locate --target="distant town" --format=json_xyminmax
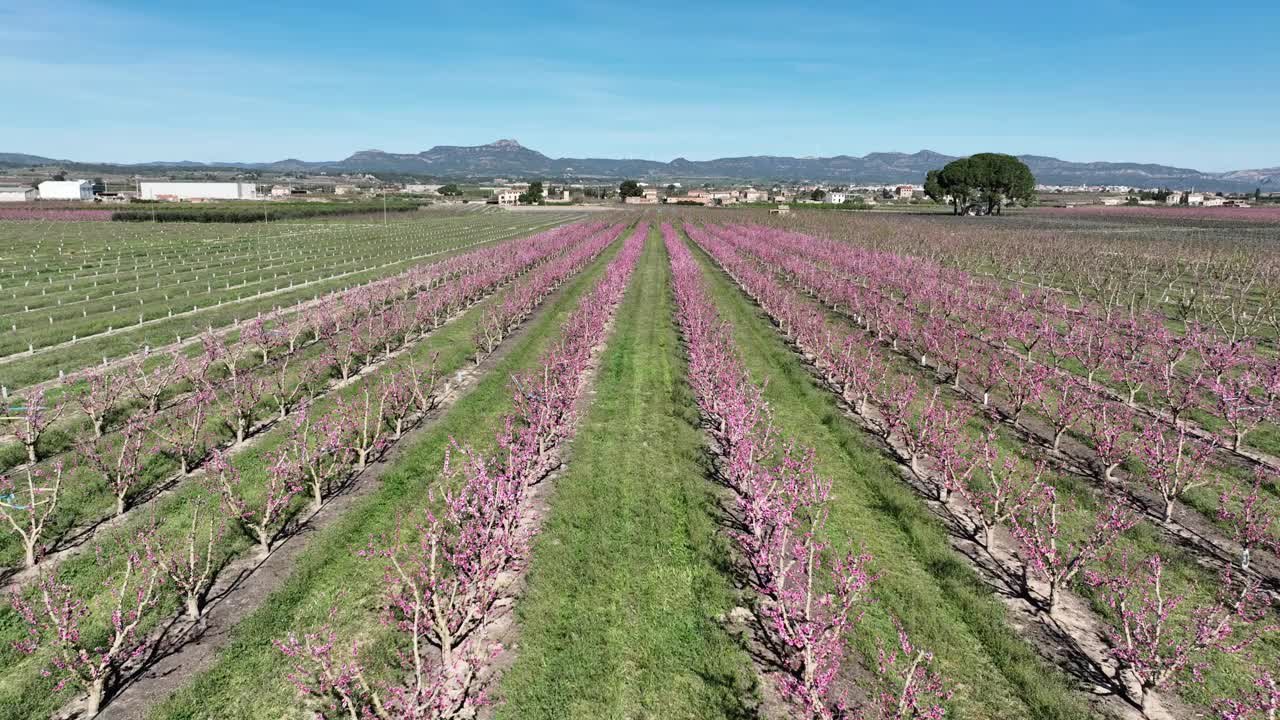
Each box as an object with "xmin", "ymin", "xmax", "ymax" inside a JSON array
[{"xmin": 0, "ymin": 176, "xmax": 1272, "ymax": 211}]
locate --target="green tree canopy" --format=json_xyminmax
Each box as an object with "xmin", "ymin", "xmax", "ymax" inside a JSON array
[
  {"xmin": 618, "ymin": 179, "xmax": 643, "ymax": 198},
  {"xmin": 518, "ymin": 181, "xmax": 544, "ymax": 205},
  {"xmin": 925, "ymin": 153, "xmax": 1036, "ymax": 215},
  {"xmin": 438, "ymin": 183, "xmax": 462, "ymax": 196},
  {"xmin": 810, "ymin": 188, "xmax": 826, "ymax": 201}
]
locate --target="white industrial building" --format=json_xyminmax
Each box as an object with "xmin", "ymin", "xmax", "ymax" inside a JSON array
[
  {"xmin": 139, "ymin": 182, "xmax": 259, "ymax": 201},
  {"xmin": 0, "ymin": 186, "xmax": 37, "ymax": 202},
  {"xmin": 37, "ymin": 180, "xmax": 94, "ymax": 200}
]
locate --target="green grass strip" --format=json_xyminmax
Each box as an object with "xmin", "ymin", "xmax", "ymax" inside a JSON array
[{"xmin": 494, "ymin": 228, "xmax": 757, "ymax": 720}]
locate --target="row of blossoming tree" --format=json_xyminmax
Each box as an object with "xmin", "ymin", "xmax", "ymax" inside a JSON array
[
  {"xmin": 1, "ymin": 222, "xmax": 626, "ymax": 716},
  {"xmin": 272, "ymin": 224, "xmax": 645, "ymax": 718},
  {"xmin": 685, "ymin": 221, "xmax": 1278, "ymax": 717},
  {"xmin": 0, "ymin": 222, "xmax": 620, "ymax": 574},
  {"xmin": 665, "ymin": 223, "xmax": 952, "ymax": 719},
  {"xmin": 707, "ymin": 221, "xmax": 1280, "ymax": 467},
  {"xmin": 697, "ymin": 222, "xmax": 1279, "ymax": 571}
]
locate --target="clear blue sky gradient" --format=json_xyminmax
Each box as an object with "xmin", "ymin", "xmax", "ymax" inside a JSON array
[{"xmin": 2, "ymin": 0, "xmax": 1276, "ymax": 170}]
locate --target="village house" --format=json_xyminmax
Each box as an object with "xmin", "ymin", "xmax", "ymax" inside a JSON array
[
  {"xmin": 624, "ymin": 188, "xmax": 659, "ymax": 204},
  {"xmin": 491, "ymin": 189, "xmax": 520, "ymax": 206}
]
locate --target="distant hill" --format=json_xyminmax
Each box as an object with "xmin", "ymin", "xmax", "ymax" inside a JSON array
[{"xmin": 2, "ymin": 140, "xmax": 1275, "ymax": 191}]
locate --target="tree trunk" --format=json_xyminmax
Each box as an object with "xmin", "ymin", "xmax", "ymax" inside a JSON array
[
  {"xmin": 256, "ymin": 528, "xmax": 272, "ymax": 558},
  {"xmin": 87, "ymin": 676, "xmax": 106, "ymax": 716},
  {"xmin": 186, "ymin": 593, "xmax": 202, "ymax": 620}
]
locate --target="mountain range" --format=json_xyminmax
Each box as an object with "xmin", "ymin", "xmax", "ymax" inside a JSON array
[{"xmin": 2, "ymin": 141, "xmax": 1275, "ymax": 191}]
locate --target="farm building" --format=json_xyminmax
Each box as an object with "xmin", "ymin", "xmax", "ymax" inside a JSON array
[
  {"xmin": 827, "ymin": 192, "xmax": 847, "ymax": 204},
  {"xmin": 0, "ymin": 186, "xmax": 37, "ymax": 202},
  {"xmin": 37, "ymin": 180, "xmax": 94, "ymax": 200},
  {"xmin": 624, "ymin": 189, "xmax": 659, "ymax": 205},
  {"xmin": 491, "ymin": 189, "xmax": 520, "ymax": 206},
  {"xmin": 139, "ymin": 182, "xmax": 259, "ymax": 201}
]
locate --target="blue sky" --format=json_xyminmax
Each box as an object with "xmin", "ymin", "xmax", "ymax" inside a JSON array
[{"xmin": 2, "ymin": 1, "xmax": 1277, "ymax": 170}]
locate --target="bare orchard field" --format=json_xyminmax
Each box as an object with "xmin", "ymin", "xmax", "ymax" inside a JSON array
[{"xmin": 0, "ymin": 210, "xmax": 587, "ymax": 390}]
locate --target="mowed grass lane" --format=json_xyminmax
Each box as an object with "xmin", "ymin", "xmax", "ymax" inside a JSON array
[
  {"xmin": 495, "ymin": 229, "xmax": 756, "ymax": 720},
  {"xmin": 685, "ymin": 236, "xmax": 1094, "ymax": 720},
  {"xmin": 144, "ymin": 236, "xmax": 628, "ymax": 720}
]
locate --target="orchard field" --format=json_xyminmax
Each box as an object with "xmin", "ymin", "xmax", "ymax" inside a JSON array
[{"xmin": 1, "ymin": 207, "xmax": 1278, "ymax": 720}]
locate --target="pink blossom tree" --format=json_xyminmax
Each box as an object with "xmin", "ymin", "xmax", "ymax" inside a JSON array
[
  {"xmin": 275, "ymin": 618, "xmax": 383, "ymax": 720},
  {"xmin": 1037, "ymin": 378, "xmax": 1087, "ymax": 452},
  {"xmin": 281, "ymin": 409, "xmax": 353, "ymax": 512},
  {"xmin": 0, "ymin": 462, "xmax": 65, "ymax": 567},
  {"xmin": 77, "ymin": 416, "xmax": 147, "ymax": 516},
  {"xmin": 127, "ymin": 352, "xmax": 183, "ymax": 416},
  {"xmin": 1086, "ymin": 555, "xmax": 1274, "ymax": 713},
  {"xmin": 1135, "ymin": 425, "xmax": 1215, "ymax": 523},
  {"xmin": 8, "ymin": 388, "xmax": 64, "ymax": 465},
  {"xmin": 152, "ymin": 388, "xmax": 214, "ymax": 474},
  {"xmin": 158, "ymin": 500, "xmax": 224, "ymax": 620},
  {"xmin": 1210, "ymin": 370, "xmax": 1268, "ymax": 452},
  {"xmin": 219, "ymin": 371, "xmax": 266, "ymax": 444},
  {"xmin": 335, "ymin": 386, "xmax": 389, "ymax": 470},
  {"xmin": 1218, "ymin": 471, "xmax": 1279, "ymax": 571},
  {"xmin": 1084, "ymin": 400, "xmax": 1135, "ymax": 485},
  {"xmin": 9, "ymin": 529, "xmax": 169, "ymax": 714},
  {"xmin": 1010, "ymin": 487, "xmax": 1137, "ymax": 615},
  {"xmin": 1000, "ymin": 360, "xmax": 1048, "ymax": 427},
  {"xmin": 68, "ymin": 367, "xmax": 125, "ymax": 438},
  {"xmin": 205, "ymin": 449, "xmax": 299, "ymax": 557},
  {"xmin": 866, "ymin": 618, "xmax": 953, "ymax": 720},
  {"xmin": 954, "ymin": 434, "xmax": 1037, "ymax": 549}
]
